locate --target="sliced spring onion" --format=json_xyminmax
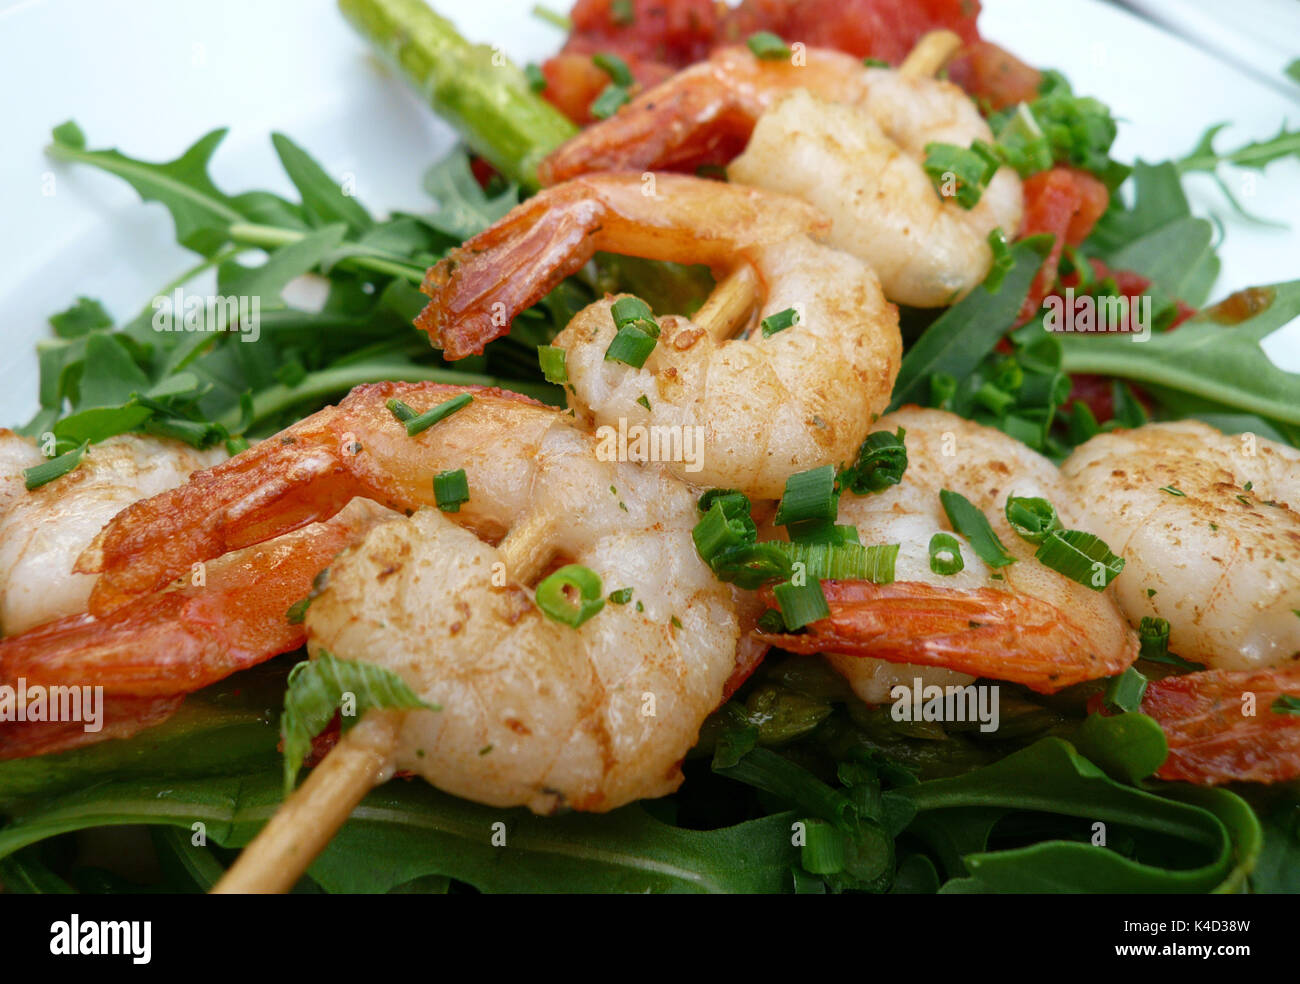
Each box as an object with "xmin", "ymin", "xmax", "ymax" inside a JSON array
[
  {"xmin": 535, "ymin": 564, "xmax": 605, "ymax": 628},
  {"xmin": 285, "ymin": 597, "xmax": 311, "ymax": 625},
  {"xmin": 23, "ymin": 440, "xmax": 89, "ymax": 490},
  {"xmin": 774, "ymin": 465, "xmax": 839, "ymax": 528},
  {"xmin": 608, "ymin": 587, "xmax": 634, "ymax": 605},
  {"xmin": 604, "ymin": 324, "xmax": 657, "ymax": 367},
  {"xmin": 939, "ymin": 490, "xmax": 1015, "ymax": 568},
  {"xmin": 400, "ymin": 393, "xmax": 473, "ymax": 437},
  {"xmin": 1103, "ymin": 666, "xmax": 1148, "ymax": 713},
  {"xmin": 862, "ymin": 57, "xmax": 889, "ymax": 68},
  {"xmin": 592, "ymin": 52, "xmax": 634, "ymax": 87},
  {"xmin": 433, "ymin": 469, "xmax": 470, "ymax": 512},
  {"xmin": 610, "ymin": 0, "xmax": 635, "ymax": 24},
  {"xmin": 590, "ymin": 83, "xmax": 630, "ymax": 119},
  {"xmin": 1158, "ymin": 485, "xmax": 1185, "ymax": 497},
  {"xmin": 711, "ymin": 543, "xmax": 793, "ymax": 590},
  {"xmin": 839, "ymin": 427, "xmax": 907, "ymax": 496},
  {"xmin": 777, "ymin": 541, "xmax": 898, "ymax": 583},
  {"xmin": 756, "ymin": 608, "xmax": 787, "ymax": 633},
  {"xmin": 746, "ymin": 30, "xmax": 790, "ymax": 59},
  {"xmin": 773, "ymin": 579, "xmax": 830, "ymax": 630},
  {"xmin": 610, "ymin": 295, "xmax": 659, "ymax": 337},
  {"xmin": 693, "ymin": 498, "xmax": 755, "ymax": 560},
  {"xmin": 636, "ymin": 394, "xmax": 651, "ymax": 410},
  {"xmin": 1035, "ymin": 528, "xmax": 1124, "ymax": 590},
  {"xmin": 760, "ymin": 307, "xmax": 800, "ymax": 338},
  {"xmin": 928, "ymin": 533, "xmax": 964, "ymax": 575},
  {"xmin": 538, "ymin": 345, "xmax": 568, "ymax": 384},
  {"xmin": 800, "ymin": 819, "xmax": 846, "ymax": 875},
  {"xmin": 1004, "ymin": 496, "xmax": 1061, "ymax": 544}
]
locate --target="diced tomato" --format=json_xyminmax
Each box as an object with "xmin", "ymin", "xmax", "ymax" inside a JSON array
[
  {"xmin": 945, "ymin": 39, "xmax": 1041, "ymax": 110},
  {"xmin": 719, "ymin": 0, "xmax": 981, "ymax": 63},
  {"xmin": 1016, "ymin": 166, "xmax": 1109, "ymax": 323},
  {"xmin": 567, "ymin": 0, "xmax": 722, "ymax": 65}
]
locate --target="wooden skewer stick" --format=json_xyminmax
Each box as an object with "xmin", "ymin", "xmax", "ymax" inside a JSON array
[
  {"xmin": 212, "ymin": 521, "xmax": 553, "ymax": 894},
  {"xmin": 693, "ymin": 263, "xmax": 760, "ymax": 341},
  {"xmin": 899, "ymin": 29, "xmax": 963, "ymax": 79}
]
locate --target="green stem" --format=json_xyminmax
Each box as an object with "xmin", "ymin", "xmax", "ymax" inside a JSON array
[
  {"xmin": 218, "ymin": 362, "xmax": 560, "ymax": 432},
  {"xmin": 228, "ymin": 222, "xmax": 427, "ymax": 283},
  {"xmin": 338, "ymin": 0, "xmax": 578, "ymax": 190}
]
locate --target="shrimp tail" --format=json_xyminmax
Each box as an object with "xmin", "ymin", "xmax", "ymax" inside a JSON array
[
  {"xmin": 3, "ymin": 506, "xmax": 376, "ymax": 697},
  {"xmin": 1141, "ymin": 666, "xmax": 1300, "ymax": 785},
  {"xmin": 757, "ymin": 579, "xmax": 1137, "ymax": 694},
  {"xmin": 416, "ymin": 172, "xmax": 828, "ymax": 360},
  {"xmin": 78, "ymin": 382, "xmax": 538, "ymax": 616},
  {"xmin": 0, "ymin": 695, "xmax": 183, "ymax": 761}
]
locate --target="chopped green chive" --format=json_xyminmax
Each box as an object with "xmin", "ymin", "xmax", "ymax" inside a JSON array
[
  {"xmin": 590, "ymin": 84, "xmax": 631, "ymax": 119},
  {"xmin": 535, "ymin": 564, "xmax": 605, "ymax": 628},
  {"xmin": 611, "ymin": 0, "xmax": 635, "ymax": 24},
  {"xmin": 389, "ymin": 393, "xmax": 473, "ymax": 437},
  {"xmin": 286, "ymin": 597, "xmax": 311, "ymax": 625},
  {"xmin": 23, "ymin": 441, "xmax": 89, "ymax": 490},
  {"xmin": 760, "ymin": 307, "xmax": 800, "ymax": 337},
  {"xmin": 592, "ymin": 52, "xmax": 634, "ymax": 87},
  {"xmin": 1271, "ymin": 695, "xmax": 1300, "ymax": 716},
  {"xmin": 939, "ymin": 490, "xmax": 1015, "ymax": 568},
  {"xmin": 636, "ymin": 394, "xmax": 651, "ymax": 410},
  {"xmin": 746, "ymin": 31, "xmax": 791, "ymax": 60},
  {"xmin": 840, "ymin": 427, "xmax": 907, "ymax": 496},
  {"xmin": 671, "ymin": 615, "xmax": 683, "ymax": 629},
  {"xmin": 1004, "ymin": 496, "xmax": 1061, "ymax": 544},
  {"xmin": 1137, "ymin": 617, "xmax": 1205, "ymax": 671},
  {"xmin": 985, "ymin": 227, "xmax": 1013, "ymax": 293},
  {"xmin": 538, "ymin": 345, "xmax": 568, "ymax": 383},
  {"xmin": 609, "ymin": 587, "xmax": 634, "ymax": 605},
  {"xmin": 433, "ymin": 469, "xmax": 470, "ymax": 512},
  {"xmin": 923, "ymin": 140, "xmax": 1001, "ymax": 209},
  {"xmin": 800, "ymin": 819, "xmax": 846, "ymax": 875},
  {"xmin": 1035, "ymin": 529, "xmax": 1124, "ymax": 590},
  {"xmin": 611, "ymin": 295, "xmax": 659, "ymax": 336},
  {"xmin": 773, "ymin": 579, "xmax": 830, "ymax": 630},
  {"xmin": 524, "ymin": 63, "xmax": 547, "ymax": 92},
  {"xmin": 1103, "ymin": 666, "xmax": 1148, "ymax": 713},
  {"xmin": 928, "ymin": 533, "xmax": 965, "ymax": 575},
  {"xmin": 604, "ymin": 324, "xmax": 657, "ymax": 366},
  {"xmin": 1158, "ymin": 485, "xmax": 1185, "ymax": 496},
  {"xmin": 862, "ymin": 57, "xmax": 889, "ymax": 68},
  {"xmin": 531, "ymin": 4, "xmax": 571, "ymax": 31}
]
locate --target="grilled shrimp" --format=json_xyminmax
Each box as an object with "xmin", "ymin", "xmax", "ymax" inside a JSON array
[
  {"xmin": 78, "ymin": 384, "xmax": 556, "ymax": 615},
  {"xmin": 305, "ymin": 420, "xmax": 738, "ymax": 814},
  {"xmin": 76, "ymin": 381, "xmax": 738, "ymax": 812},
  {"xmin": 760, "ymin": 407, "xmax": 1138, "ymax": 696},
  {"xmin": 0, "ymin": 431, "xmax": 223, "ymax": 636},
  {"xmin": 1062, "ymin": 421, "xmax": 1300, "ymax": 670},
  {"xmin": 539, "ymin": 46, "xmax": 1023, "ymax": 306},
  {"xmin": 1062, "ymin": 421, "xmax": 1300, "ymax": 786},
  {"xmin": 420, "ymin": 172, "xmax": 901, "ymax": 500}
]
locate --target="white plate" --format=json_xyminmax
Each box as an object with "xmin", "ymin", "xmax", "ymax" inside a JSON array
[{"xmin": 1, "ymin": 0, "xmax": 1297, "ymax": 425}]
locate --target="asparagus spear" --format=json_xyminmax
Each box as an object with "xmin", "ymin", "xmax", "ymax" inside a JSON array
[{"xmin": 338, "ymin": 0, "xmax": 577, "ymax": 190}]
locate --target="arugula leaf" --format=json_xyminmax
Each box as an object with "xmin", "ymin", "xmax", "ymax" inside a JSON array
[
  {"xmin": 889, "ymin": 237, "xmax": 1051, "ymax": 410},
  {"xmin": 46, "ymin": 124, "xmax": 305, "ymax": 256},
  {"xmin": 1057, "ymin": 280, "xmax": 1300, "ymax": 427},
  {"xmin": 421, "ymin": 151, "xmax": 520, "ymax": 240},
  {"xmin": 1108, "ymin": 216, "xmax": 1219, "ymax": 307},
  {"xmin": 281, "ymin": 651, "xmax": 435, "ymax": 794},
  {"xmin": 271, "ymin": 132, "xmax": 373, "ymax": 236},
  {"xmin": 1177, "ymin": 122, "xmax": 1300, "ymax": 175}
]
